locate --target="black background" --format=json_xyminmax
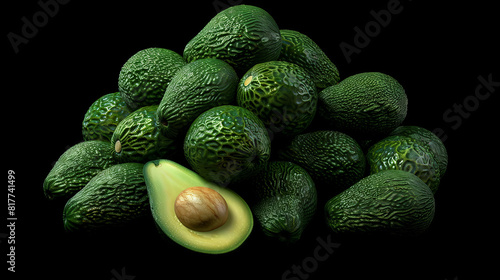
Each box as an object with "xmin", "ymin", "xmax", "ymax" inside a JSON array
[{"xmin": 3, "ymin": 0, "xmax": 498, "ymax": 279}]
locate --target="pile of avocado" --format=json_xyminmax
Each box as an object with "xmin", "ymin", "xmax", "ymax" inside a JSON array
[{"xmin": 43, "ymin": 5, "xmax": 447, "ymax": 254}]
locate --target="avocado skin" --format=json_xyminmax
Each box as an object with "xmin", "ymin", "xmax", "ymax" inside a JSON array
[
  {"xmin": 367, "ymin": 135, "xmax": 441, "ymax": 193},
  {"xmin": 318, "ymin": 72, "xmax": 407, "ymax": 139},
  {"xmin": 325, "ymin": 170, "xmax": 435, "ymax": 236},
  {"xmin": 277, "ymin": 130, "xmax": 365, "ymax": 197},
  {"xmin": 250, "ymin": 161, "xmax": 317, "ymax": 243},
  {"xmin": 157, "ymin": 58, "xmax": 238, "ymax": 139},
  {"xmin": 63, "ymin": 163, "xmax": 147, "ymax": 232},
  {"xmin": 43, "ymin": 140, "xmax": 117, "ymax": 200},
  {"xmin": 118, "ymin": 48, "xmax": 186, "ymax": 110},
  {"xmin": 279, "ymin": 29, "xmax": 340, "ymax": 89},
  {"xmin": 111, "ymin": 105, "xmax": 176, "ymax": 163},
  {"xmin": 184, "ymin": 105, "xmax": 271, "ymax": 186},
  {"xmin": 183, "ymin": 5, "xmax": 281, "ymax": 74},
  {"xmin": 389, "ymin": 126, "xmax": 448, "ymax": 176},
  {"xmin": 82, "ymin": 92, "xmax": 132, "ymax": 142},
  {"xmin": 237, "ymin": 61, "xmax": 317, "ymax": 137}
]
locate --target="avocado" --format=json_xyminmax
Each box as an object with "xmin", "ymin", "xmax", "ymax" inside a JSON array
[
  {"xmin": 118, "ymin": 48, "xmax": 186, "ymax": 110},
  {"xmin": 237, "ymin": 61, "xmax": 318, "ymax": 137},
  {"xmin": 82, "ymin": 92, "xmax": 132, "ymax": 142},
  {"xmin": 111, "ymin": 105, "xmax": 176, "ymax": 163},
  {"xmin": 183, "ymin": 5, "xmax": 282, "ymax": 74},
  {"xmin": 366, "ymin": 135, "xmax": 441, "ymax": 193},
  {"xmin": 277, "ymin": 130, "xmax": 365, "ymax": 197},
  {"xmin": 318, "ymin": 72, "xmax": 408, "ymax": 139},
  {"xmin": 143, "ymin": 159, "xmax": 253, "ymax": 254},
  {"xmin": 248, "ymin": 161, "xmax": 317, "ymax": 243},
  {"xmin": 325, "ymin": 170, "xmax": 435, "ymax": 236},
  {"xmin": 43, "ymin": 140, "xmax": 117, "ymax": 200},
  {"xmin": 63, "ymin": 163, "xmax": 148, "ymax": 232},
  {"xmin": 279, "ymin": 29, "xmax": 340, "ymax": 89},
  {"xmin": 157, "ymin": 58, "xmax": 238, "ymax": 139},
  {"xmin": 184, "ymin": 105, "xmax": 271, "ymax": 186},
  {"xmin": 389, "ymin": 126, "xmax": 448, "ymax": 176}
]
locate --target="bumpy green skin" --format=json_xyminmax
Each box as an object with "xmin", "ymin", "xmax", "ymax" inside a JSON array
[
  {"xmin": 157, "ymin": 58, "xmax": 238, "ymax": 139},
  {"xmin": 82, "ymin": 92, "xmax": 132, "ymax": 142},
  {"xmin": 118, "ymin": 48, "xmax": 186, "ymax": 110},
  {"xmin": 43, "ymin": 141, "xmax": 117, "ymax": 200},
  {"xmin": 183, "ymin": 5, "xmax": 282, "ymax": 74},
  {"xmin": 279, "ymin": 29, "xmax": 340, "ymax": 89},
  {"xmin": 318, "ymin": 72, "xmax": 408, "ymax": 139},
  {"xmin": 251, "ymin": 161, "xmax": 317, "ymax": 243},
  {"xmin": 325, "ymin": 170, "xmax": 435, "ymax": 236},
  {"xmin": 63, "ymin": 163, "xmax": 147, "ymax": 232},
  {"xmin": 184, "ymin": 105, "xmax": 271, "ymax": 186},
  {"xmin": 389, "ymin": 126, "xmax": 448, "ymax": 176},
  {"xmin": 367, "ymin": 135, "xmax": 441, "ymax": 194},
  {"xmin": 237, "ymin": 61, "xmax": 317, "ymax": 136},
  {"xmin": 277, "ymin": 130, "xmax": 365, "ymax": 197},
  {"xmin": 111, "ymin": 105, "xmax": 176, "ymax": 163}
]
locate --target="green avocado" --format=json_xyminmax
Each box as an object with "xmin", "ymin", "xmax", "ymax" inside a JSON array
[
  {"xmin": 184, "ymin": 105, "xmax": 271, "ymax": 187},
  {"xmin": 63, "ymin": 163, "xmax": 148, "ymax": 232},
  {"xmin": 237, "ymin": 60, "xmax": 317, "ymax": 137},
  {"xmin": 279, "ymin": 29, "xmax": 340, "ymax": 89},
  {"xmin": 118, "ymin": 48, "xmax": 186, "ymax": 110},
  {"xmin": 277, "ymin": 130, "xmax": 365, "ymax": 197},
  {"xmin": 43, "ymin": 140, "xmax": 117, "ymax": 200},
  {"xmin": 248, "ymin": 161, "xmax": 317, "ymax": 243},
  {"xmin": 183, "ymin": 5, "xmax": 282, "ymax": 74},
  {"xmin": 389, "ymin": 126, "xmax": 448, "ymax": 176},
  {"xmin": 318, "ymin": 72, "xmax": 408, "ymax": 139},
  {"xmin": 325, "ymin": 170, "xmax": 435, "ymax": 236},
  {"xmin": 111, "ymin": 105, "xmax": 176, "ymax": 163},
  {"xmin": 366, "ymin": 135, "xmax": 441, "ymax": 193},
  {"xmin": 143, "ymin": 159, "xmax": 253, "ymax": 254},
  {"xmin": 156, "ymin": 58, "xmax": 238, "ymax": 139},
  {"xmin": 82, "ymin": 92, "xmax": 132, "ymax": 142}
]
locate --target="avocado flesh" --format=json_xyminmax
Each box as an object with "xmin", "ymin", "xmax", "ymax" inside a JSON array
[{"xmin": 143, "ymin": 159, "xmax": 253, "ymax": 254}]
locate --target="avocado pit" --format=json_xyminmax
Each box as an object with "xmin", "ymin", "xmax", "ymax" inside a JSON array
[{"xmin": 174, "ymin": 186, "xmax": 229, "ymax": 232}]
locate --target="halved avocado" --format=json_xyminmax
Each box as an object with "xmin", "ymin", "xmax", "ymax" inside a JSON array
[{"xmin": 143, "ymin": 159, "xmax": 253, "ymax": 254}]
